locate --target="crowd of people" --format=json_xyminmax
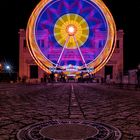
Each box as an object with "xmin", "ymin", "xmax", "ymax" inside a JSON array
[
  {"xmin": 18, "ymin": 65, "xmax": 140, "ymax": 87},
  {"xmin": 41, "ymin": 71, "xmax": 96, "ymax": 83},
  {"xmin": 42, "ymin": 71, "xmax": 67, "ymax": 83}
]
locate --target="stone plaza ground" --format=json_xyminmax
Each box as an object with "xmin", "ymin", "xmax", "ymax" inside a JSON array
[{"xmin": 0, "ymin": 83, "xmax": 140, "ymax": 140}]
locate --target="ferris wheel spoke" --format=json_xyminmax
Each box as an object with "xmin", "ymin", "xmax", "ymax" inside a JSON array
[
  {"xmin": 55, "ymin": 36, "xmax": 70, "ymax": 68},
  {"xmin": 73, "ymin": 35, "xmax": 88, "ymax": 68}
]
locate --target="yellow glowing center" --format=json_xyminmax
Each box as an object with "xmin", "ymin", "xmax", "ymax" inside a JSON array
[
  {"xmin": 54, "ymin": 14, "xmax": 89, "ymax": 49},
  {"xmin": 66, "ymin": 25, "xmax": 77, "ymax": 35}
]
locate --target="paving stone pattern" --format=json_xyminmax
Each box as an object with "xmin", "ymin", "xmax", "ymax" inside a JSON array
[{"xmin": 0, "ymin": 83, "xmax": 140, "ymax": 140}]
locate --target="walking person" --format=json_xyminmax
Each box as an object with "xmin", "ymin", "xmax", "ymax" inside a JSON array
[{"xmin": 50, "ymin": 71, "xmax": 55, "ymax": 84}]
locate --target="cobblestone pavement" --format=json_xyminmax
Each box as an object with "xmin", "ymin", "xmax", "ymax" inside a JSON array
[{"xmin": 0, "ymin": 83, "xmax": 140, "ymax": 140}]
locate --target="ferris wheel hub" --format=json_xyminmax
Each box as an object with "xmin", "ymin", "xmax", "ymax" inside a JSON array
[{"xmin": 66, "ymin": 25, "xmax": 77, "ymax": 36}]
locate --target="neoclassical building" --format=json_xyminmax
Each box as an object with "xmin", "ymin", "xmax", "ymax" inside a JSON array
[
  {"xmin": 19, "ymin": 29, "xmax": 124, "ymax": 83},
  {"xmin": 95, "ymin": 30, "xmax": 124, "ymax": 83}
]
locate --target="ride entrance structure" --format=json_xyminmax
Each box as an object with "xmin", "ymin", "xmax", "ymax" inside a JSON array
[{"xmin": 26, "ymin": 0, "xmax": 116, "ymax": 76}]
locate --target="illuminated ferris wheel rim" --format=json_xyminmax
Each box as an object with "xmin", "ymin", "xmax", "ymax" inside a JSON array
[{"xmin": 26, "ymin": 0, "xmax": 116, "ymax": 74}]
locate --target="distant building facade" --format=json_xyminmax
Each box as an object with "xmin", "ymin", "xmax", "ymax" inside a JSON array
[
  {"xmin": 95, "ymin": 30, "xmax": 124, "ymax": 83},
  {"xmin": 19, "ymin": 29, "xmax": 124, "ymax": 83}
]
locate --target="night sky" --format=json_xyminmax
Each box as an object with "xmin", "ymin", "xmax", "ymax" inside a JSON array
[{"xmin": 1, "ymin": 0, "xmax": 140, "ymax": 72}]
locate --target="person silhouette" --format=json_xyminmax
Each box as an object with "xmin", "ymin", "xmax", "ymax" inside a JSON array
[
  {"xmin": 50, "ymin": 71, "xmax": 55, "ymax": 83},
  {"xmin": 136, "ymin": 65, "xmax": 140, "ymax": 88}
]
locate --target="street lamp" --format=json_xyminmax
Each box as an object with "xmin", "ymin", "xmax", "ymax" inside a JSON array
[
  {"xmin": 6, "ymin": 65, "xmax": 10, "ymax": 70},
  {"xmin": 5, "ymin": 65, "xmax": 12, "ymax": 73}
]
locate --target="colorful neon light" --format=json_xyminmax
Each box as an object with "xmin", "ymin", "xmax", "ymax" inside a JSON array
[{"xmin": 26, "ymin": 0, "xmax": 116, "ymax": 74}]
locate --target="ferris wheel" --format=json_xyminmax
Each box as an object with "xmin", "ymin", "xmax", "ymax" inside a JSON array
[{"xmin": 26, "ymin": 0, "xmax": 116, "ymax": 74}]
